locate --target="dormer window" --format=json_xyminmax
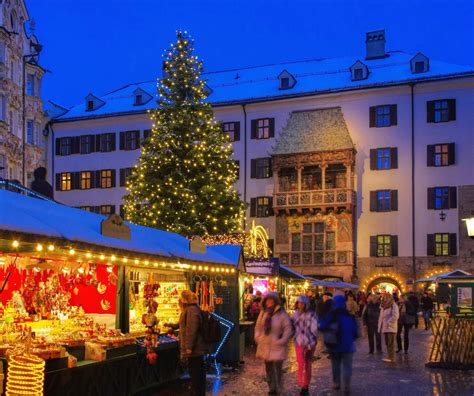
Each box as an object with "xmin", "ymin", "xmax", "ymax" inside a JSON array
[
  {"xmin": 410, "ymin": 52, "xmax": 429, "ymax": 74},
  {"xmin": 350, "ymin": 60, "xmax": 369, "ymax": 81},
  {"xmin": 278, "ymin": 70, "xmax": 296, "ymax": 90},
  {"xmin": 85, "ymin": 93, "xmax": 105, "ymax": 112},
  {"xmin": 133, "ymin": 87, "xmax": 152, "ymax": 106},
  {"xmin": 415, "ymin": 61, "xmax": 424, "ymax": 73}
]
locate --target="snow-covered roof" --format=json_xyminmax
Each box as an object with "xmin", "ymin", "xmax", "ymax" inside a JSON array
[
  {"xmin": 273, "ymin": 107, "xmax": 354, "ymax": 155},
  {"xmin": 0, "ymin": 190, "xmax": 237, "ymax": 266},
  {"xmin": 54, "ymin": 51, "xmax": 474, "ymax": 122},
  {"xmin": 415, "ymin": 269, "xmax": 472, "ymax": 283}
]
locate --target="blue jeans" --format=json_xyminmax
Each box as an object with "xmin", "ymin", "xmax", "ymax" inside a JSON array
[
  {"xmin": 329, "ymin": 352, "xmax": 353, "ymax": 390},
  {"xmin": 423, "ymin": 309, "xmax": 433, "ymax": 329}
]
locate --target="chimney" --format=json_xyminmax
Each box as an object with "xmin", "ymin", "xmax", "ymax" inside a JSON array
[{"xmin": 365, "ymin": 29, "xmax": 386, "ymax": 60}]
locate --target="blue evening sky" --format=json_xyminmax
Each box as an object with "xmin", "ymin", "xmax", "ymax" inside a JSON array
[{"xmin": 28, "ymin": 0, "xmax": 474, "ymax": 108}]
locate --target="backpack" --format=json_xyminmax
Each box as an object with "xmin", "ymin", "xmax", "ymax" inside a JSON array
[
  {"xmin": 322, "ymin": 315, "xmax": 340, "ymax": 348},
  {"xmin": 200, "ymin": 310, "xmax": 221, "ymax": 344}
]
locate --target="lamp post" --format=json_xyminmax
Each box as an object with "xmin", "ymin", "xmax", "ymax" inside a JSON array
[{"xmin": 462, "ymin": 214, "xmax": 474, "ymax": 239}]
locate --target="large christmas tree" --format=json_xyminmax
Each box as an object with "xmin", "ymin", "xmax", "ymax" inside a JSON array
[{"xmin": 123, "ymin": 31, "xmax": 246, "ymax": 236}]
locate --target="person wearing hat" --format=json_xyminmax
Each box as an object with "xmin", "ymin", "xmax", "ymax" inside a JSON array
[
  {"xmin": 179, "ymin": 290, "xmax": 209, "ymax": 396},
  {"xmin": 255, "ymin": 292, "xmax": 293, "ymax": 395},
  {"xmin": 292, "ymin": 295, "xmax": 318, "ymax": 395}
]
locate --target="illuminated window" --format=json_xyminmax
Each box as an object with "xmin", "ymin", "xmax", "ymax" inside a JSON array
[
  {"xmin": 377, "ymin": 235, "xmax": 391, "ymax": 257},
  {"xmin": 434, "ymin": 233, "xmax": 449, "ymax": 256},
  {"xmin": 100, "ymin": 170, "xmax": 113, "ymax": 189},
  {"xmin": 61, "ymin": 172, "xmax": 72, "ymax": 191},
  {"xmin": 81, "ymin": 171, "xmax": 92, "ymax": 190}
]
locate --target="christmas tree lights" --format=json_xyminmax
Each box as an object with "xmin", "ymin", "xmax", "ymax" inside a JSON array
[{"xmin": 123, "ymin": 30, "xmax": 245, "ymax": 236}]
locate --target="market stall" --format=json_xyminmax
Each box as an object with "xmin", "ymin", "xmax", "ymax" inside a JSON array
[{"xmin": 0, "ymin": 189, "xmax": 239, "ymax": 395}]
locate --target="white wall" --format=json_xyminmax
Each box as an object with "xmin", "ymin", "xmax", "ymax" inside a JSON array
[{"xmin": 52, "ymin": 77, "xmax": 474, "ymax": 261}]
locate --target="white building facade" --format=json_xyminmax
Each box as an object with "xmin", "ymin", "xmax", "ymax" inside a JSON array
[
  {"xmin": 0, "ymin": 0, "xmax": 47, "ymax": 185},
  {"xmin": 49, "ymin": 31, "xmax": 474, "ymax": 290}
]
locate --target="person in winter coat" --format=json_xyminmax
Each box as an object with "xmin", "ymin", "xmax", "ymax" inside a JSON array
[
  {"xmin": 407, "ymin": 292, "xmax": 420, "ymax": 329},
  {"xmin": 255, "ymin": 292, "xmax": 293, "ymax": 395},
  {"xmin": 249, "ymin": 293, "xmax": 262, "ymax": 321},
  {"xmin": 291, "ymin": 295, "xmax": 318, "ymax": 395},
  {"xmin": 396, "ymin": 295, "xmax": 416, "ymax": 353},
  {"xmin": 316, "ymin": 292, "xmax": 333, "ymax": 319},
  {"xmin": 346, "ymin": 294, "xmax": 358, "ymax": 316},
  {"xmin": 378, "ymin": 294, "xmax": 399, "ymax": 363},
  {"xmin": 319, "ymin": 295, "xmax": 358, "ymax": 394},
  {"xmin": 362, "ymin": 293, "xmax": 382, "ymax": 354},
  {"xmin": 421, "ymin": 292, "xmax": 434, "ymax": 330},
  {"xmin": 179, "ymin": 290, "xmax": 209, "ymax": 396}
]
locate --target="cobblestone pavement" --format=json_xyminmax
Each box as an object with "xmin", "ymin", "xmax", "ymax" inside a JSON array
[{"xmin": 156, "ymin": 327, "xmax": 473, "ymax": 396}]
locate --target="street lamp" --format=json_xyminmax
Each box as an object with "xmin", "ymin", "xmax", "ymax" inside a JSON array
[{"xmin": 463, "ymin": 214, "xmax": 474, "ymax": 239}]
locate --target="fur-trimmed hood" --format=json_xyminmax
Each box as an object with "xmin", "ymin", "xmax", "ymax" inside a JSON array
[{"xmin": 180, "ymin": 290, "xmax": 198, "ymax": 305}]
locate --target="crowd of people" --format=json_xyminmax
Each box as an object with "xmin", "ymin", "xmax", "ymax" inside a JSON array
[
  {"xmin": 252, "ymin": 289, "xmax": 436, "ymax": 396},
  {"xmin": 178, "ymin": 287, "xmax": 436, "ymax": 396}
]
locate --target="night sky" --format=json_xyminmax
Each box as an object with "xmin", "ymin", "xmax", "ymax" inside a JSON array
[{"xmin": 28, "ymin": 0, "xmax": 474, "ymax": 108}]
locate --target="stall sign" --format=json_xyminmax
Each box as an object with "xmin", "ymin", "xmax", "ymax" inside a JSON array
[
  {"xmin": 457, "ymin": 287, "xmax": 472, "ymax": 307},
  {"xmin": 245, "ymin": 258, "xmax": 279, "ymax": 276}
]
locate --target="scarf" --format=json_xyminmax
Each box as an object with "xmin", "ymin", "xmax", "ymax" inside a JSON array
[{"xmin": 264, "ymin": 306, "xmax": 278, "ymax": 335}]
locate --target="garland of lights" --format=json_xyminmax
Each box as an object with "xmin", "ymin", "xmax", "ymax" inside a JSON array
[{"xmin": 6, "ymin": 354, "xmax": 45, "ymax": 396}]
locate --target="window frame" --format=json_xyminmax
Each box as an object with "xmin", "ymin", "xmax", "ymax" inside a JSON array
[
  {"xmin": 434, "ymin": 233, "xmax": 449, "ymax": 256},
  {"xmin": 376, "ymin": 235, "xmax": 392, "ymax": 257},
  {"xmin": 255, "ymin": 157, "xmax": 272, "ymax": 179},
  {"xmin": 26, "ymin": 73, "xmax": 35, "ymax": 96},
  {"xmin": 60, "ymin": 172, "xmax": 72, "ymax": 191},
  {"xmin": 434, "ymin": 144, "xmax": 449, "ymax": 167},
  {"xmin": 60, "ymin": 137, "xmax": 72, "ymax": 156},
  {"xmin": 26, "ymin": 120, "xmax": 34, "ymax": 145},
  {"xmin": 80, "ymin": 135, "xmax": 94, "ymax": 154},
  {"xmin": 124, "ymin": 130, "xmax": 140, "ymax": 151},
  {"xmin": 256, "ymin": 197, "xmax": 270, "ymax": 217},
  {"xmin": 434, "ymin": 187, "xmax": 449, "ymax": 210},
  {"xmin": 100, "ymin": 169, "xmax": 113, "ymax": 189},
  {"xmin": 434, "ymin": 100, "xmax": 449, "ymax": 123},
  {"xmin": 100, "ymin": 133, "xmax": 115, "ymax": 152},
  {"xmin": 222, "ymin": 122, "xmax": 238, "ymax": 142},
  {"xmin": 354, "ymin": 68, "xmax": 363, "ymax": 80},
  {"xmin": 376, "ymin": 190, "xmax": 392, "ymax": 212},
  {"xmin": 376, "ymin": 148, "xmax": 391, "ymax": 170},
  {"xmin": 376, "ymin": 105, "xmax": 391, "ymax": 127},
  {"xmin": 80, "ymin": 171, "xmax": 92, "ymax": 190}
]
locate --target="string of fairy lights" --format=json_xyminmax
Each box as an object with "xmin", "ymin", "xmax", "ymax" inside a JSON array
[
  {"xmin": 4, "ymin": 240, "xmax": 236, "ymax": 274},
  {"xmin": 123, "ymin": 30, "xmax": 246, "ymax": 237}
]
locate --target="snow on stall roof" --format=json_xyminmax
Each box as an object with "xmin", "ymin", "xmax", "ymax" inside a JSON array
[
  {"xmin": 55, "ymin": 51, "xmax": 474, "ymax": 121},
  {"xmin": 207, "ymin": 244, "xmax": 242, "ymax": 267},
  {"xmin": 0, "ymin": 190, "xmax": 234, "ymax": 265}
]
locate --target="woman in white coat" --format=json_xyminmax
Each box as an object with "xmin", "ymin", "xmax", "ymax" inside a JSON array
[
  {"xmin": 255, "ymin": 292, "xmax": 293, "ymax": 395},
  {"xmin": 378, "ymin": 293, "xmax": 399, "ymax": 363}
]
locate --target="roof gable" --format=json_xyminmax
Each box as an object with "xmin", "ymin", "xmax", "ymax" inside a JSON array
[
  {"xmin": 349, "ymin": 60, "xmax": 369, "ymax": 81},
  {"xmin": 85, "ymin": 93, "xmax": 105, "ymax": 112},
  {"xmin": 410, "ymin": 52, "xmax": 430, "ymax": 74},
  {"xmin": 133, "ymin": 87, "xmax": 153, "ymax": 106},
  {"xmin": 277, "ymin": 69, "xmax": 297, "ymax": 90}
]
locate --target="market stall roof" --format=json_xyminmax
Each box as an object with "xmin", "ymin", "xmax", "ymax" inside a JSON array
[
  {"xmin": 0, "ymin": 190, "xmax": 235, "ymax": 266},
  {"xmin": 311, "ymin": 279, "xmax": 359, "ymax": 289},
  {"xmin": 279, "ymin": 264, "xmax": 306, "ymax": 280},
  {"xmin": 207, "ymin": 244, "xmax": 243, "ymax": 267},
  {"xmin": 415, "ymin": 269, "xmax": 471, "ymax": 283}
]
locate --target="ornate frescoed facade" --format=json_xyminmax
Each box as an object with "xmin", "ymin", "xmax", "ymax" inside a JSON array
[{"xmin": 0, "ymin": 0, "xmax": 46, "ymax": 184}]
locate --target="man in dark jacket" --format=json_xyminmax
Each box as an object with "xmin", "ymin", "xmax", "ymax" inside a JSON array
[
  {"xmin": 362, "ymin": 293, "xmax": 382, "ymax": 354},
  {"xmin": 319, "ymin": 295, "xmax": 358, "ymax": 394},
  {"xmin": 316, "ymin": 292, "xmax": 333, "ymax": 319},
  {"xmin": 31, "ymin": 167, "xmax": 54, "ymax": 199},
  {"xmin": 407, "ymin": 292, "xmax": 420, "ymax": 329},
  {"xmin": 421, "ymin": 292, "xmax": 434, "ymax": 330},
  {"xmin": 179, "ymin": 290, "xmax": 208, "ymax": 396}
]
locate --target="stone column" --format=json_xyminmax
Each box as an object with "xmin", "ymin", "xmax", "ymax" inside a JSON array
[
  {"xmin": 345, "ymin": 162, "xmax": 352, "ymax": 191},
  {"xmin": 297, "ymin": 166, "xmax": 302, "ymax": 192},
  {"xmin": 320, "ymin": 163, "xmax": 327, "ymax": 191}
]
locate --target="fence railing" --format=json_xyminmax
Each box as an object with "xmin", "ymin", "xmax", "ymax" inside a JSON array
[
  {"xmin": 274, "ymin": 188, "xmax": 354, "ymax": 210},
  {"xmin": 427, "ymin": 318, "xmax": 474, "ymax": 369}
]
